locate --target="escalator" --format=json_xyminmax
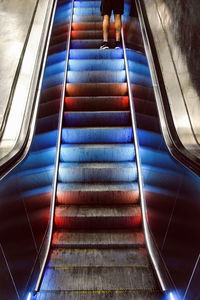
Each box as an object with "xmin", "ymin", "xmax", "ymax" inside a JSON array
[
  {"xmin": 1, "ymin": 0, "xmax": 200, "ymax": 300},
  {"xmin": 33, "ymin": 0, "xmax": 163, "ymax": 299}
]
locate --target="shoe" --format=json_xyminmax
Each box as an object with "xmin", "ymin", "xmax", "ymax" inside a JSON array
[
  {"xmin": 100, "ymin": 41, "xmax": 109, "ymax": 49},
  {"xmin": 115, "ymin": 41, "xmax": 122, "ymax": 49}
]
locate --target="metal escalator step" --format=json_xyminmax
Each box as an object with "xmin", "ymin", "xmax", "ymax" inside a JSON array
[
  {"xmin": 57, "ymin": 182, "xmax": 139, "ymax": 205},
  {"xmin": 49, "ymin": 248, "xmax": 149, "ymax": 268},
  {"xmin": 54, "ymin": 204, "xmax": 142, "ymax": 230},
  {"xmin": 68, "ymin": 59, "xmax": 125, "ymax": 71},
  {"xmin": 67, "ymin": 71, "xmax": 126, "ymax": 83},
  {"xmin": 71, "ymin": 30, "xmax": 115, "ymax": 40},
  {"xmin": 35, "ymin": 290, "xmax": 162, "ymax": 300},
  {"xmin": 40, "ymin": 266, "xmax": 157, "ymax": 291},
  {"xmin": 72, "ymin": 22, "xmax": 103, "ymax": 31},
  {"xmin": 60, "ymin": 143, "xmax": 135, "ymax": 162},
  {"xmin": 74, "ymin": 1, "xmax": 101, "ymax": 8},
  {"xmin": 62, "ymin": 127, "xmax": 133, "ymax": 144},
  {"xmin": 63, "ymin": 111, "xmax": 131, "ymax": 127},
  {"xmin": 70, "ymin": 39, "xmax": 106, "ymax": 49},
  {"xmin": 73, "ymin": 7, "xmax": 100, "ymax": 16},
  {"xmin": 58, "ymin": 162, "xmax": 137, "ymax": 183},
  {"xmin": 66, "ymin": 83, "xmax": 128, "ymax": 97},
  {"xmin": 73, "ymin": 15, "xmax": 103, "ymax": 23},
  {"xmin": 52, "ymin": 229, "xmax": 144, "ymax": 248},
  {"xmin": 69, "ymin": 49, "xmax": 123, "ymax": 59},
  {"xmin": 64, "ymin": 96, "xmax": 129, "ymax": 111}
]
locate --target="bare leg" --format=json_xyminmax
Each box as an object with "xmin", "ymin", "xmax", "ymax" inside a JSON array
[
  {"xmin": 102, "ymin": 15, "xmax": 110, "ymax": 41},
  {"xmin": 114, "ymin": 14, "xmax": 122, "ymax": 41}
]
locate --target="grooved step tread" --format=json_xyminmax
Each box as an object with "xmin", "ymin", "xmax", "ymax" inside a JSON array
[
  {"xmin": 52, "ymin": 230, "xmax": 145, "ymax": 248},
  {"xmin": 49, "ymin": 248, "xmax": 149, "ymax": 267},
  {"xmin": 40, "ymin": 267, "xmax": 158, "ymax": 291},
  {"xmin": 55, "ymin": 204, "xmax": 141, "ymax": 218},
  {"xmin": 57, "ymin": 182, "xmax": 139, "ymax": 205},
  {"xmin": 35, "ymin": 290, "xmax": 162, "ymax": 300},
  {"xmin": 64, "ymin": 96, "xmax": 129, "ymax": 111},
  {"xmin": 54, "ymin": 205, "xmax": 141, "ymax": 229}
]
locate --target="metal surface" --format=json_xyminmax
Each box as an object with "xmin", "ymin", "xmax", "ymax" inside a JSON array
[
  {"xmin": 142, "ymin": 0, "xmax": 200, "ymax": 158},
  {"xmin": 0, "ymin": 0, "xmax": 52, "ymax": 163},
  {"xmin": 0, "ymin": 0, "xmax": 38, "ymax": 131}
]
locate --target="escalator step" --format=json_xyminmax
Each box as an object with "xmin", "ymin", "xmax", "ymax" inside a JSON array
[
  {"xmin": 71, "ymin": 30, "xmax": 115, "ymax": 40},
  {"xmin": 54, "ymin": 204, "xmax": 142, "ymax": 230},
  {"xmin": 52, "ymin": 229, "xmax": 144, "ymax": 248},
  {"xmin": 68, "ymin": 59, "xmax": 125, "ymax": 71},
  {"xmin": 35, "ymin": 290, "xmax": 162, "ymax": 300},
  {"xmin": 66, "ymin": 83, "xmax": 128, "ymax": 96},
  {"xmin": 60, "ymin": 143, "xmax": 135, "ymax": 162},
  {"xmin": 70, "ymin": 39, "xmax": 107, "ymax": 49},
  {"xmin": 49, "ymin": 248, "xmax": 149, "ymax": 268},
  {"xmin": 74, "ymin": 1, "xmax": 101, "ymax": 8},
  {"xmin": 64, "ymin": 96, "xmax": 129, "ymax": 111},
  {"xmin": 58, "ymin": 162, "xmax": 137, "ymax": 183},
  {"xmin": 40, "ymin": 266, "xmax": 157, "ymax": 291},
  {"xmin": 57, "ymin": 182, "xmax": 139, "ymax": 205},
  {"xmin": 67, "ymin": 70, "xmax": 126, "ymax": 83},
  {"xmin": 63, "ymin": 111, "xmax": 131, "ymax": 127},
  {"xmin": 62, "ymin": 127, "xmax": 133, "ymax": 144},
  {"xmin": 69, "ymin": 49, "xmax": 124, "ymax": 59}
]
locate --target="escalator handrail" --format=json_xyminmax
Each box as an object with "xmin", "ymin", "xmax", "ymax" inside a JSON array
[
  {"xmin": 33, "ymin": 0, "xmax": 75, "ymax": 295},
  {"xmin": 121, "ymin": 23, "xmax": 172, "ymax": 294},
  {"xmin": 135, "ymin": 0, "xmax": 200, "ymax": 177}
]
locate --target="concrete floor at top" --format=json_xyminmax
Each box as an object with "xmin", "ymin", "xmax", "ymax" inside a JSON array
[{"xmin": 0, "ymin": 0, "xmax": 38, "ymax": 130}]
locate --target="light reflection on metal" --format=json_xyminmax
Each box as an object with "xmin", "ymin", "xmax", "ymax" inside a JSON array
[
  {"xmin": 27, "ymin": 292, "xmax": 32, "ymax": 300},
  {"xmin": 169, "ymin": 291, "xmax": 176, "ymax": 300}
]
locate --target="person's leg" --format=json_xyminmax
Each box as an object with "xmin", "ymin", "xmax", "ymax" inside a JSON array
[
  {"xmin": 102, "ymin": 15, "xmax": 110, "ymax": 42},
  {"xmin": 114, "ymin": 14, "xmax": 122, "ymax": 42}
]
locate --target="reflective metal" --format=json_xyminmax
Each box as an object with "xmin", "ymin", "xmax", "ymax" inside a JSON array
[
  {"xmin": 0, "ymin": 0, "xmax": 52, "ymax": 163},
  {"xmin": 142, "ymin": 0, "xmax": 200, "ymax": 158},
  {"xmin": 0, "ymin": 0, "xmax": 38, "ymax": 131}
]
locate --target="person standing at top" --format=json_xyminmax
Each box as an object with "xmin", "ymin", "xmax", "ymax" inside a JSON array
[{"xmin": 100, "ymin": 0, "xmax": 124, "ymax": 49}]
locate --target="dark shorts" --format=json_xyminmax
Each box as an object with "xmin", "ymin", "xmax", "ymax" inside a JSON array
[{"xmin": 100, "ymin": 0, "xmax": 124, "ymax": 16}]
